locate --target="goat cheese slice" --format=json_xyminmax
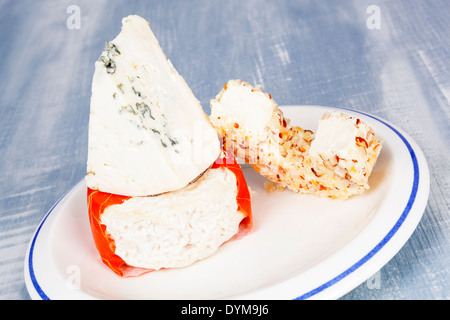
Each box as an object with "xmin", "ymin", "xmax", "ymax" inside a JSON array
[
  {"xmin": 87, "ymin": 15, "xmax": 221, "ymax": 196},
  {"xmin": 100, "ymin": 166, "xmax": 244, "ymax": 270}
]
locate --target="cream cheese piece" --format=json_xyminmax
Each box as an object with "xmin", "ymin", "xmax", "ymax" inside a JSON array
[
  {"xmin": 101, "ymin": 167, "xmax": 244, "ymax": 270},
  {"xmin": 87, "ymin": 15, "xmax": 221, "ymax": 196},
  {"xmin": 210, "ymin": 81, "xmax": 274, "ymax": 135},
  {"xmin": 310, "ymin": 112, "xmax": 368, "ymax": 161}
]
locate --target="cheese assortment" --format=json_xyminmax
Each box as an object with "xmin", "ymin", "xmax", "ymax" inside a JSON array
[
  {"xmin": 210, "ymin": 80, "xmax": 382, "ymax": 199},
  {"xmin": 85, "ymin": 14, "xmax": 383, "ymax": 277},
  {"xmin": 86, "ymin": 16, "xmax": 252, "ymax": 277}
]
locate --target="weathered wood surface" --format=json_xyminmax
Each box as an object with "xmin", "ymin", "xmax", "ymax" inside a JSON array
[{"xmin": 0, "ymin": 0, "xmax": 448, "ymax": 299}]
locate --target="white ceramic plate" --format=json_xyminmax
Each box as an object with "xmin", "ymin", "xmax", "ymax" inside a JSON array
[{"xmin": 24, "ymin": 105, "xmax": 429, "ymax": 300}]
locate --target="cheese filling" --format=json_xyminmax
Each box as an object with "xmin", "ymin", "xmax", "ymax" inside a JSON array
[
  {"xmin": 101, "ymin": 167, "xmax": 244, "ymax": 270},
  {"xmin": 210, "ymin": 82, "xmax": 274, "ymax": 135},
  {"xmin": 309, "ymin": 112, "xmax": 368, "ymax": 161}
]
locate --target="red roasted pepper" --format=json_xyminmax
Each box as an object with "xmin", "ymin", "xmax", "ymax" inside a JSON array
[{"xmin": 87, "ymin": 150, "xmax": 252, "ymax": 277}]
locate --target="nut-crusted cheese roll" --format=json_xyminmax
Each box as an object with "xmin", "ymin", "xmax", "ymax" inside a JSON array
[{"xmin": 210, "ymin": 80, "xmax": 382, "ymax": 199}]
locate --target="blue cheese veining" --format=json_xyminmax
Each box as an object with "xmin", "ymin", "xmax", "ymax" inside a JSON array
[{"xmin": 87, "ymin": 15, "xmax": 221, "ymax": 196}]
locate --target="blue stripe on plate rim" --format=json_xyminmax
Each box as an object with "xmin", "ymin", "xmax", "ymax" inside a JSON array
[
  {"xmin": 27, "ymin": 106, "xmax": 421, "ymax": 300},
  {"xmin": 294, "ymin": 106, "xmax": 420, "ymax": 299},
  {"xmin": 27, "ymin": 185, "xmax": 75, "ymax": 300}
]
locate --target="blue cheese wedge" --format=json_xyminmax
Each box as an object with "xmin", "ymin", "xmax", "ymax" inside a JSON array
[{"xmin": 87, "ymin": 15, "xmax": 220, "ymax": 196}]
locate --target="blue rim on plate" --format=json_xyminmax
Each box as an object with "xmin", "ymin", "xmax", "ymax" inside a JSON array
[
  {"xmin": 27, "ymin": 185, "xmax": 74, "ymax": 300},
  {"xmin": 294, "ymin": 107, "xmax": 420, "ymax": 300},
  {"xmin": 26, "ymin": 107, "xmax": 423, "ymax": 300}
]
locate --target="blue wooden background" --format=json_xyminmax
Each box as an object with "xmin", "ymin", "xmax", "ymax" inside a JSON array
[{"xmin": 0, "ymin": 0, "xmax": 448, "ymax": 299}]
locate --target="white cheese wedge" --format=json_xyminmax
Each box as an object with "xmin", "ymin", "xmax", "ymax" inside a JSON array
[
  {"xmin": 87, "ymin": 15, "xmax": 221, "ymax": 196},
  {"xmin": 101, "ymin": 167, "xmax": 244, "ymax": 270}
]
